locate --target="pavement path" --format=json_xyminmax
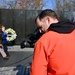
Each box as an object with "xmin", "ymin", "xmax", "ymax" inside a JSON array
[{"xmin": 0, "ymin": 45, "xmax": 33, "ymax": 75}]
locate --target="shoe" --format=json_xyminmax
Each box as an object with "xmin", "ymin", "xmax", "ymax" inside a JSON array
[{"xmin": 3, "ymin": 56, "xmax": 9, "ymax": 59}]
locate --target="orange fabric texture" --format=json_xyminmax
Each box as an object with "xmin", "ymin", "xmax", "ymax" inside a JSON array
[{"xmin": 30, "ymin": 30, "xmax": 75, "ymax": 75}]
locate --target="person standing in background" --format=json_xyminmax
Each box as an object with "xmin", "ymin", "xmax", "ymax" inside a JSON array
[
  {"xmin": 2, "ymin": 25, "xmax": 9, "ymax": 57},
  {"xmin": 0, "ymin": 25, "xmax": 9, "ymax": 59}
]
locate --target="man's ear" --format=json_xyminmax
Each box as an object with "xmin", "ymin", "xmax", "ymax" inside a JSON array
[{"xmin": 46, "ymin": 16, "xmax": 50, "ymax": 24}]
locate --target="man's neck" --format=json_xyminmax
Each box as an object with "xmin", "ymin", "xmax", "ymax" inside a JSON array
[{"xmin": 50, "ymin": 19, "xmax": 59, "ymax": 25}]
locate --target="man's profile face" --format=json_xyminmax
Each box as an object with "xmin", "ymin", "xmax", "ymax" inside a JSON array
[{"xmin": 36, "ymin": 17, "xmax": 49, "ymax": 33}]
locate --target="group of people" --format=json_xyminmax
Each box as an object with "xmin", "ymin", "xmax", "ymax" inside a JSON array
[
  {"xmin": 30, "ymin": 9, "xmax": 75, "ymax": 75},
  {"xmin": 0, "ymin": 25, "xmax": 9, "ymax": 59}
]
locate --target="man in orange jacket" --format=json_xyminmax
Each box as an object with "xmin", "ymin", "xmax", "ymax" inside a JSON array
[{"xmin": 30, "ymin": 9, "xmax": 75, "ymax": 75}]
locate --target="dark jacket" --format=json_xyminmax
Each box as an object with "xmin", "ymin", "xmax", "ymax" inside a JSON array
[{"xmin": 2, "ymin": 31, "xmax": 7, "ymax": 44}]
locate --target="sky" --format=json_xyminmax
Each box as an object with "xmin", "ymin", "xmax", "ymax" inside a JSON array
[
  {"xmin": 42, "ymin": 0, "xmax": 55, "ymax": 10},
  {"xmin": 0, "ymin": 0, "xmax": 55, "ymax": 10}
]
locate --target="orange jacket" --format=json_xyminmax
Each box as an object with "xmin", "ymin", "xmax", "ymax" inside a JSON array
[{"xmin": 30, "ymin": 30, "xmax": 75, "ymax": 75}]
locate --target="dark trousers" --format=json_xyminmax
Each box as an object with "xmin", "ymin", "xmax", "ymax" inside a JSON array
[{"xmin": 3, "ymin": 44, "xmax": 9, "ymax": 56}]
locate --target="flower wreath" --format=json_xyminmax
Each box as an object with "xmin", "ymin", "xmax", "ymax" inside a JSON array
[{"xmin": 5, "ymin": 28, "xmax": 17, "ymax": 41}]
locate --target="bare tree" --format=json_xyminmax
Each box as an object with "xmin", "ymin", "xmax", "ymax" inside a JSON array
[
  {"xmin": 6, "ymin": 0, "xmax": 17, "ymax": 9},
  {"xmin": 15, "ymin": 0, "xmax": 44, "ymax": 10},
  {"xmin": 55, "ymin": 0, "xmax": 75, "ymax": 11},
  {"xmin": 54, "ymin": 0, "xmax": 75, "ymax": 22},
  {"xmin": 0, "ymin": 0, "xmax": 44, "ymax": 10}
]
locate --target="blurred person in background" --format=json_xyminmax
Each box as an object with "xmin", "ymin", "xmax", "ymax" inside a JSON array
[
  {"xmin": 2, "ymin": 25, "xmax": 9, "ymax": 57},
  {"xmin": 0, "ymin": 25, "xmax": 9, "ymax": 59}
]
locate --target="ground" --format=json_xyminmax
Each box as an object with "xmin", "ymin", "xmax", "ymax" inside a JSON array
[{"xmin": 0, "ymin": 45, "xmax": 33, "ymax": 75}]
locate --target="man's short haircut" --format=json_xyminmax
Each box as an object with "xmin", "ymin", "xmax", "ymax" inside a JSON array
[{"xmin": 35, "ymin": 9, "xmax": 59, "ymax": 22}]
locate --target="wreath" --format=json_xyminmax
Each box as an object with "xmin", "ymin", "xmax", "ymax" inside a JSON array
[{"xmin": 5, "ymin": 28, "xmax": 17, "ymax": 41}]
